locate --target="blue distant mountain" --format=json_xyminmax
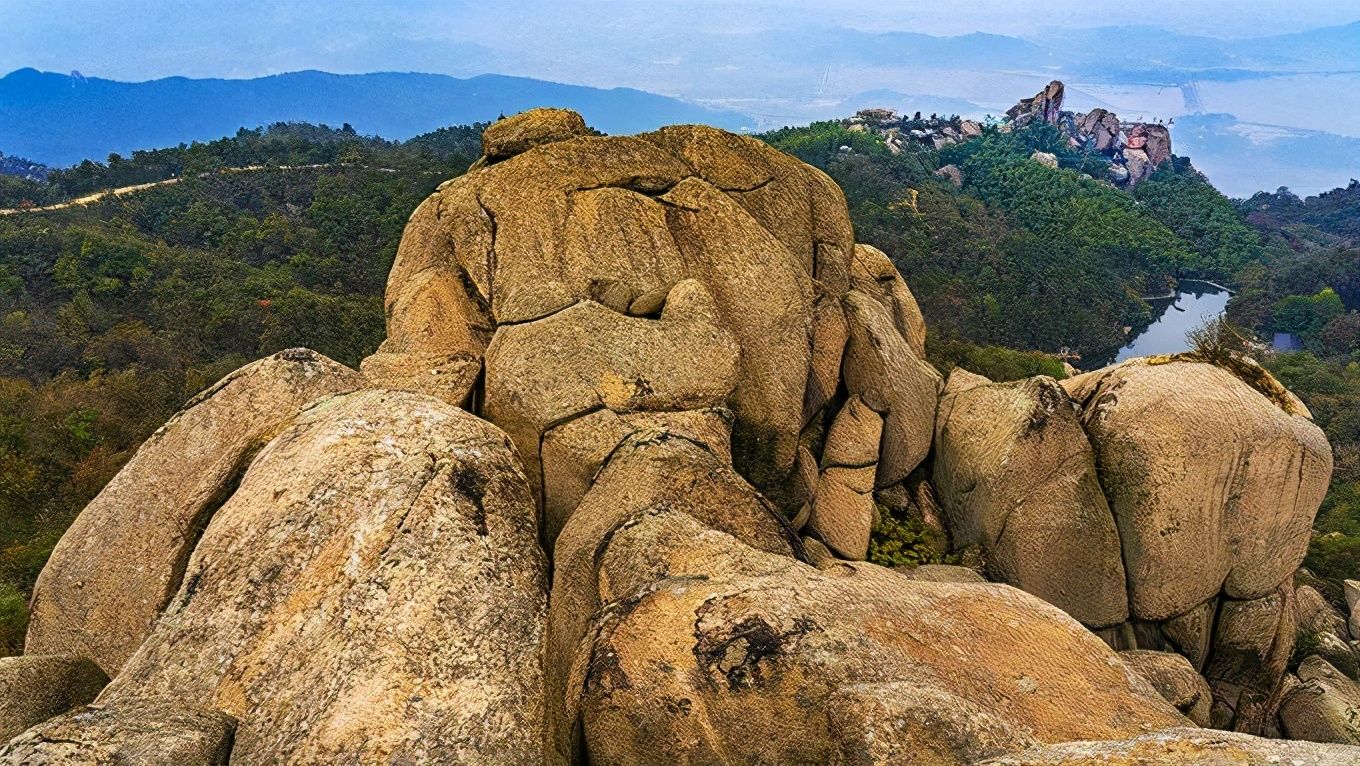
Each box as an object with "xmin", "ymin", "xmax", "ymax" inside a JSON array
[{"xmin": 0, "ymin": 69, "xmax": 753, "ymax": 167}]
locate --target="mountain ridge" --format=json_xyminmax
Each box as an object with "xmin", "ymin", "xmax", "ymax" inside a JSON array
[{"xmin": 0, "ymin": 68, "xmax": 752, "ymax": 167}]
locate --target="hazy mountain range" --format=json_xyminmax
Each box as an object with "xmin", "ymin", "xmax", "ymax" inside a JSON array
[
  {"xmin": 0, "ymin": 68, "xmax": 750, "ymax": 168},
  {"xmin": 3, "ymin": 18, "xmax": 1359, "ymax": 196}
]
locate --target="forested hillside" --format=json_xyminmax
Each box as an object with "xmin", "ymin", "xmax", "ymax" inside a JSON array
[
  {"xmin": 1, "ymin": 110, "xmax": 1358, "ymax": 651},
  {"xmin": 0, "ymin": 123, "xmax": 481, "ymax": 648},
  {"xmin": 763, "ymin": 119, "xmax": 1262, "ymax": 365},
  {"xmin": 762, "ymin": 117, "xmax": 1360, "ymax": 606}
]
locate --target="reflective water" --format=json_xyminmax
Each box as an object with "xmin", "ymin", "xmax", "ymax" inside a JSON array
[{"xmin": 1115, "ymin": 281, "xmax": 1230, "ymax": 363}]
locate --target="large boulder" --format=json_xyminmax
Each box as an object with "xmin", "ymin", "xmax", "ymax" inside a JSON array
[
  {"xmin": 483, "ymin": 282, "xmax": 740, "ymax": 529},
  {"xmin": 978, "ymin": 727, "xmax": 1360, "ymax": 765},
  {"xmin": 569, "ymin": 508, "xmax": 1185, "ymax": 766},
  {"xmin": 0, "ymin": 656, "xmax": 108, "ymax": 742},
  {"xmin": 545, "ymin": 431, "xmax": 799, "ymax": 764},
  {"xmin": 1120, "ymin": 650, "xmax": 1213, "ymax": 726},
  {"xmin": 842, "ymin": 290, "xmax": 941, "ymax": 488},
  {"xmin": 934, "ymin": 371, "xmax": 1127, "ymax": 627},
  {"xmin": 807, "ymin": 395, "xmax": 883, "ymax": 559},
  {"xmin": 481, "ymin": 107, "xmax": 592, "ymax": 162},
  {"xmin": 849, "ymin": 244, "xmax": 926, "ymax": 358},
  {"xmin": 378, "ymin": 114, "xmax": 855, "ymax": 507},
  {"xmin": 0, "ymin": 701, "xmax": 235, "ymax": 766},
  {"xmin": 1063, "ymin": 358, "xmax": 1333, "ymax": 622},
  {"xmin": 1205, "ymin": 585, "xmax": 1297, "ymax": 733},
  {"xmin": 25, "ymin": 349, "xmax": 364, "ymax": 675},
  {"xmin": 1280, "ymin": 656, "xmax": 1360, "ymax": 745},
  {"xmin": 96, "ymin": 390, "xmax": 547, "ymax": 765}
]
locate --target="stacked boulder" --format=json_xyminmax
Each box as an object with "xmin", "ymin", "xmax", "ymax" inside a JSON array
[
  {"xmin": 0, "ymin": 109, "xmax": 1353, "ymax": 764},
  {"xmin": 850, "ymin": 80, "xmax": 1177, "ymax": 187}
]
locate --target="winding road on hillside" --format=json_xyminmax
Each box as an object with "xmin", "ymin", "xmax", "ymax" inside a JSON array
[{"xmin": 0, "ymin": 164, "xmax": 394, "ymax": 216}]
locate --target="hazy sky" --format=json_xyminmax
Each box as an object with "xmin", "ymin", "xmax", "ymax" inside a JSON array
[{"xmin": 3, "ymin": 0, "xmax": 1359, "ymax": 82}]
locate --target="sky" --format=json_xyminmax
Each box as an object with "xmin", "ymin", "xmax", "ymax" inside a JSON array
[
  {"xmin": 4, "ymin": 0, "xmax": 1360, "ymax": 82},
  {"xmin": 5, "ymin": 0, "xmax": 1359, "ymax": 194}
]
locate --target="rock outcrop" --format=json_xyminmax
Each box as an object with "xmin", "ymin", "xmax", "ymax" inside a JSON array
[
  {"xmin": 0, "ymin": 701, "xmax": 235, "ymax": 766},
  {"xmin": 25, "ymin": 349, "xmax": 364, "ymax": 676},
  {"xmin": 97, "ymin": 390, "xmax": 547, "ymax": 765},
  {"xmin": 1063, "ymin": 359, "xmax": 1332, "ymax": 622},
  {"xmin": 1, "ymin": 108, "xmax": 1349, "ymax": 765},
  {"xmin": 1007, "ymin": 80, "xmax": 1066, "ymax": 128},
  {"xmin": 0, "ymin": 656, "xmax": 107, "ymax": 742},
  {"xmin": 572, "ymin": 507, "xmax": 1184, "ymax": 766},
  {"xmin": 1121, "ymin": 650, "xmax": 1214, "ymax": 726},
  {"xmin": 1279, "ymin": 656, "xmax": 1360, "ymax": 745},
  {"xmin": 847, "ymin": 80, "xmax": 1176, "ymax": 187},
  {"xmin": 934, "ymin": 371, "xmax": 1127, "ymax": 627}
]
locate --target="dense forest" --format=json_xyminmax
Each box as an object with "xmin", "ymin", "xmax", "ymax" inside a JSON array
[
  {"xmin": 0, "ymin": 114, "xmax": 1357, "ymax": 650},
  {"xmin": 0, "ymin": 122, "xmax": 482, "ymax": 649}
]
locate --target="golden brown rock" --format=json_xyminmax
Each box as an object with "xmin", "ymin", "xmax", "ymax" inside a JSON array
[
  {"xmin": 379, "ymin": 118, "xmax": 856, "ymax": 506},
  {"xmin": 935, "ymin": 372, "xmax": 1127, "ymax": 627},
  {"xmin": 571, "ymin": 510, "xmax": 1184, "ymax": 766},
  {"xmin": 1280, "ymin": 656, "xmax": 1360, "ymax": 745},
  {"xmin": 850, "ymin": 243, "xmax": 927, "ymax": 358},
  {"xmin": 808, "ymin": 465, "xmax": 877, "ymax": 559},
  {"xmin": 1065, "ymin": 358, "xmax": 1333, "ymax": 621},
  {"xmin": 1206, "ymin": 585, "xmax": 1297, "ymax": 733},
  {"xmin": 98, "ymin": 390, "xmax": 547, "ymax": 765},
  {"xmin": 481, "ymin": 107, "xmax": 591, "ymax": 161},
  {"xmin": 842, "ymin": 290, "xmax": 941, "ymax": 488},
  {"xmin": 546, "ymin": 432, "xmax": 799, "ymax": 765},
  {"xmin": 483, "ymin": 283, "xmax": 740, "ymax": 511},
  {"xmin": 1120, "ymin": 650, "xmax": 1213, "ymax": 726},
  {"xmin": 0, "ymin": 701, "xmax": 235, "ymax": 766},
  {"xmin": 0, "ymin": 656, "xmax": 108, "ymax": 742},
  {"xmin": 26, "ymin": 349, "xmax": 363, "ymax": 675}
]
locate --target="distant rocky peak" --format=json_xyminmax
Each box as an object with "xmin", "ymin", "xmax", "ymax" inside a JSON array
[{"xmin": 1006, "ymin": 79, "xmax": 1065, "ymax": 128}]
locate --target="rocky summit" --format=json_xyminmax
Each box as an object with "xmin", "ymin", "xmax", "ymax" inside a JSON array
[
  {"xmin": 1, "ymin": 108, "xmax": 1356, "ymax": 764},
  {"xmin": 847, "ymin": 80, "xmax": 1175, "ymax": 188}
]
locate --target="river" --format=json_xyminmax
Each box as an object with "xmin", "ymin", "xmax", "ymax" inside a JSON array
[{"xmin": 1113, "ymin": 281, "xmax": 1231, "ymax": 363}]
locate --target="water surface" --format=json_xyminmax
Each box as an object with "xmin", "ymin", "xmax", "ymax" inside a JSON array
[{"xmin": 1114, "ymin": 281, "xmax": 1230, "ymax": 363}]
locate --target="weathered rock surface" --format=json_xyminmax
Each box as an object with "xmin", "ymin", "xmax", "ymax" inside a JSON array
[
  {"xmin": 0, "ymin": 701, "xmax": 235, "ymax": 766},
  {"xmin": 1345, "ymin": 580, "xmax": 1360, "ymax": 640},
  {"xmin": 483, "ymin": 282, "xmax": 741, "ymax": 524},
  {"xmin": 1063, "ymin": 358, "xmax": 1333, "ymax": 622},
  {"xmin": 1280, "ymin": 656, "xmax": 1360, "ymax": 745},
  {"xmin": 1298, "ymin": 584, "xmax": 1351, "ymax": 641},
  {"xmin": 25, "ymin": 349, "xmax": 364, "ymax": 675},
  {"xmin": 481, "ymin": 107, "xmax": 591, "ymax": 162},
  {"xmin": 1120, "ymin": 650, "xmax": 1213, "ymax": 726},
  {"xmin": 935, "ymin": 372, "xmax": 1127, "ymax": 627},
  {"xmin": 1008, "ymin": 80, "xmax": 1065, "ymax": 128},
  {"xmin": 0, "ymin": 656, "xmax": 108, "ymax": 742},
  {"xmin": 97, "ymin": 390, "xmax": 548, "ymax": 765},
  {"xmin": 546, "ymin": 431, "xmax": 799, "ymax": 764},
  {"xmin": 896, "ymin": 563, "xmax": 987, "ymax": 583},
  {"xmin": 571, "ymin": 509, "xmax": 1185, "ymax": 766},
  {"xmin": 1205, "ymin": 586, "xmax": 1297, "ymax": 733},
  {"xmin": 807, "ymin": 395, "xmax": 883, "ymax": 559},
  {"xmin": 850, "ymin": 243, "xmax": 927, "ymax": 359},
  {"xmin": 843, "ymin": 290, "xmax": 941, "ymax": 488},
  {"xmin": 978, "ymin": 727, "xmax": 1360, "ymax": 765},
  {"xmin": 381, "ymin": 114, "xmax": 855, "ymax": 508}
]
